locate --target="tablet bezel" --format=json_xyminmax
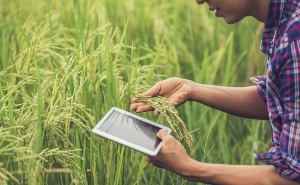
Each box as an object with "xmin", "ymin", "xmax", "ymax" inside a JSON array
[{"xmin": 92, "ymin": 107, "xmax": 172, "ymax": 156}]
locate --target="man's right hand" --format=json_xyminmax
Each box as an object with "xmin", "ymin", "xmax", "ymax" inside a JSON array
[{"xmin": 130, "ymin": 77, "xmax": 193, "ymax": 114}]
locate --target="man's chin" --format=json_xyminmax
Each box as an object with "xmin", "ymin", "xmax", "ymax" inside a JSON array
[{"xmin": 223, "ymin": 17, "xmax": 244, "ymax": 24}]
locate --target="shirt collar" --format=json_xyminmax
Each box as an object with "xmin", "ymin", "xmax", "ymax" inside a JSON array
[{"xmin": 261, "ymin": 0, "xmax": 286, "ymax": 54}]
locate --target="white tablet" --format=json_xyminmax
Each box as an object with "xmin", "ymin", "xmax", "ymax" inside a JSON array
[{"xmin": 92, "ymin": 107, "xmax": 172, "ymax": 156}]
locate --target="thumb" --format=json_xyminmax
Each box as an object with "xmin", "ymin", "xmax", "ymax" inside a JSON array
[
  {"xmin": 138, "ymin": 81, "xmax": 162, "ymax": 97},
  {"xmin": 157, "ymin": 129, "xmax": 169, "ymax": 140}
]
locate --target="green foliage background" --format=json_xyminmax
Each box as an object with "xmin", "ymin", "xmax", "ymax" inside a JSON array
[{"xmin": 0, "ymin": 0, "xmax": 271, "ymax": 184}]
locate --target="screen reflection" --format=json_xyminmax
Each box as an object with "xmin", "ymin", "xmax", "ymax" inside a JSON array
[{"xmin": 98, "ymin": 110, "xmax": 162, "ymax": 151}]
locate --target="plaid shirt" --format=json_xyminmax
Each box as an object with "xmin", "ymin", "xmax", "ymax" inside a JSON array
[{"xmin": 250, "ymin": 0, "xmax": 300, "ymax": 182}]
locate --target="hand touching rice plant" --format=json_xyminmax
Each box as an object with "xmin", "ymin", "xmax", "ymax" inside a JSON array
[{"xmin": 130, "ymin": 82, "xmax": 194, "ymax": 155}]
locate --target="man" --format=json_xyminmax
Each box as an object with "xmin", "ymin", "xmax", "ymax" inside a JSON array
[{"xmin": 130, "ymin": 0, "xmax": 300, "ymax": 184}]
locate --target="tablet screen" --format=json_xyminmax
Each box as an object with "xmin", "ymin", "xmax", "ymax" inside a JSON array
[{"xmin": 97, "ymin": 110, "xmax": 162, "ymax": 151}]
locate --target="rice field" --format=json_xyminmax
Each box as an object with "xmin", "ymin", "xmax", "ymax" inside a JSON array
[{"xmin": 0, "ymin": 0, "xmax": 271, "ymax": 184}]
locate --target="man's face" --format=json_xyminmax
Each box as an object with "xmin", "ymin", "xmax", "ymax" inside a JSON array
[{"xmin": 196, "ymin": 0, "xmax": 252, "ymax": 24}]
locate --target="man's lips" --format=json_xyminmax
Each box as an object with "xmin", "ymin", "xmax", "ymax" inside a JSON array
[{"xmin": 209, "ymin": 7, "xmax": 219, "ymax": 11}]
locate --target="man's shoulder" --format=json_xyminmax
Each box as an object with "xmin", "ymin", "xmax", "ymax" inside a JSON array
[
  {"xmin": 280, "ymin": 1, "xmax": 300, "ymax": 41},
  {"xmin": 276, "ymin": 7, "xmax": 300, "ymax": 50}
]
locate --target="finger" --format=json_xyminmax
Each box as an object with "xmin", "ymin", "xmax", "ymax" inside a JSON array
[
  {"xmin": 136, "ymin": 104, "xmax": 155, "ymax": 112},
  {"xmin": 130, "ymin": 102, "xmax": 147, "ymax": 109},
  {"xmin": 168, "ymin": 98, "xmax": 179, "ymax": 107},
  {"xmin": 145, "ymin": 155, "xmax": 151, "ymax": 162},
  {"xmin": 139, "ymin": 81, "xmax": 163, "ymax": 97},
  {"xmin": 148, "ymin": 160, "xmax": 171, "ymax": 171},
  {"xmin": 157, "ymin": 129, "xmax": 170, "ymax": 140},
  {"xmin": 130, "ymin": 103, "xmax": 154, "ymax": 112},
  {"xmin": 154, "ymin": 109, "xmax": 160, "ymax": 115},
  {"xmin": 145, "ymin": 156, "xmax": 159, "ymax": 165},
  {"xmin": 131, "ymin": 98, "xmax": 138, "ymax": 104},
  {"xmin": 152, "ymin": 162, "xmax": 164, "ymax": 169}
]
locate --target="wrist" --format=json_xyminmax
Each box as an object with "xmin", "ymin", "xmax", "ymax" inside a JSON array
[
  {"xmin": 177, "ymin": 158, "xmax": 206, "ymax": 181},
  {"xmin": 186, "ymin": 80, "xmax": 202, "ymax": 102}
]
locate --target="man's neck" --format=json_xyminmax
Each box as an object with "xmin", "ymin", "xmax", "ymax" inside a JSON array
[{"xmin": 252, "ymin": 0, "xmax": 271, "ymax": 23}]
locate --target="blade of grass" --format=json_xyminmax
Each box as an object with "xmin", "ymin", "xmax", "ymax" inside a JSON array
[
  {"xmin": 7, "ymin": 92, "xmax": 15, "ymax": 136},
  {"xmin": 35, "ymin": 60, "xmax": 43, "ymax": 154},
  {"xmin": 114, "ymin": 146, "xmax": 124, "ymax": 185},
  {"xmin": 0, "ymin": 82, "xmax": 5, "ymax": 127},
  {"xmin": 1, "ymin": 22, "xmax": 7, "ymax": 72},
  {"xmin": 12, "ymin": 14, "xmax": 31, "ymax": 47},
  {"xmin": 146, "ymin": 37, "xmax": 165, "ymax": 84},
  {"xmin": 105, "ymin": 39, "xmax": 113, "ymax": 109}
]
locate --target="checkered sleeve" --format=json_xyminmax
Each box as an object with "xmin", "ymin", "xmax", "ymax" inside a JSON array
[{"xmin": 250, "ymin": 75, "xmax": 267, "ymax": 103}]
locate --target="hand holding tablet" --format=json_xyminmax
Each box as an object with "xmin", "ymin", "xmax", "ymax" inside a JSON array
[{"xmin": 92, "ymin": 107, "xmax": 172, "ymax": 156}]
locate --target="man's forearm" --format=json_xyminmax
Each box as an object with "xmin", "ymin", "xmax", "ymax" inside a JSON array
[
  {"xmin": 187, "ymin": 82, "xmax": 269, "ymax": 120},
  {"xmin": 180, "ymin": 159, "xmax": 299, "ymax": 185}
]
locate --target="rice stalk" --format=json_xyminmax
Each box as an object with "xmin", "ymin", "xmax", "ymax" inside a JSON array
[{"xmin": 131, "ymin": 84, "xmax": 194, "ymax": 155}]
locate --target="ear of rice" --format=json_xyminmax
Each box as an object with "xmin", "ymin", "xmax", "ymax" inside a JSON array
[{"xmin": 131, "ymin": 85, "xmax": 194, "ymax": 155}]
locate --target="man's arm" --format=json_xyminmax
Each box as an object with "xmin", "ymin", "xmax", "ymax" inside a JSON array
[
  {"xmin": 188, "ymin": 82, "xmax": 269, "ymax": 120},
  {"xmin": 147, "ymin": 130, "xmax": 299, "ymax": 185},
  {"xmin": 131, "ymin": 78, "xmax": 268, "ymax": 120},
  {"xmin": 181, "ymin": 161, "xmax": 299, "ymax": 185}
]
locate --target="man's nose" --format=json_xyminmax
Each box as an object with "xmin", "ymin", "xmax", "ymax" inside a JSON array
[{"xmin": 196, "ymin": 0, "xmax": 206, "ymax": 4}]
